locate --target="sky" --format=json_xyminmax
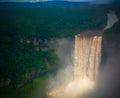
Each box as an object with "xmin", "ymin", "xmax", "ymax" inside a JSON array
[{"xmin": 0, "ymin": 0, "xmax": 117, "ymax": 4}]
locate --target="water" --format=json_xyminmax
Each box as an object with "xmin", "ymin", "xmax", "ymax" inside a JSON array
[
  {"xmin": 48, "ymin": 33, "xmax": 103, "ymax": 98},
  {"xmin": 74, "ymin": 34, "xmax": 102, "ymax": 81}
]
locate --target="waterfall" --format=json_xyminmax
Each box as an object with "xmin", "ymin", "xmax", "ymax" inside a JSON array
[
  {"xmin": 74, "ymin": 34, "xmax": 102, "ymax": 82},
  {"xmin": 48, "ymin": 31, "xmax": 103, "ymax": 98}
]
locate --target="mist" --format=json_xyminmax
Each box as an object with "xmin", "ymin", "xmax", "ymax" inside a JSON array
[
  {"xmin": 95, "ymin": 10, "xmax": 120, "ymax": 98},
  {"xmin": 82, "ymin": 35, "xmax": 120, "ymax": 98},
  {"xmin": 46, "ymin": 9, "xmax": 120, "ymax": 98},
  {"xmin": 47, "ymin": 38, "xmax": 74, "ymax": 89},
  {"xmin": 104, "ymin": 10, "xmax": 119, "ymax": 30},
  {"xmin": 82, "ymin": 11, "xmax": 120, "ymax": 98}
]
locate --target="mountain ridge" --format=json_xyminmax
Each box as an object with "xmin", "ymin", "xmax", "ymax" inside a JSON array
[{"xmin": 0, "ymin": 1, "xmax": 92, "ymax": 7}]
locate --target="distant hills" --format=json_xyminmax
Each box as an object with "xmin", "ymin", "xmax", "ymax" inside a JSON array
[
  {"xmin": 0, "ymin": 0, "xmax": 120, "ymax": 7},
  {"xmin": 0, "ymin": 1, "xmax": 92, "ymax": 7}
]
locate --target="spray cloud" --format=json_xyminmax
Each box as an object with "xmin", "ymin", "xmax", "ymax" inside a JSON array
[
  {"xmin": 104, "ymin": 10, "xmax": 119, "ymax": 30},
  {"xmin": 47, "ymin": 10, "xmax": 119, "ymax": 98}
]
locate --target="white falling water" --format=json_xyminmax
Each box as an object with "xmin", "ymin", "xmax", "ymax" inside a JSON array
[
  {"xmin": 74, "ymin": 35, "xmax": 102, "ymax": 81},
  {"xmin": 48, "ymin": 34, "xmax": 103, "ymax": 98},
  {"xmin": 47, "ymin": 10, "xmax": 120, "ymax": 98}
]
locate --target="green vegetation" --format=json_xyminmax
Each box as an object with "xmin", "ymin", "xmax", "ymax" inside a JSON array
[
  {"xmin": 0, "ymin": 76, "xmax": 47, "ymax": 98},
  {"xmin": 0, "ymin": 32, "xmax": 57, "ymax": 87},
  {"xmin": 0, "ymin": 5, "xmax": 107, "ymax": 38},
  {"xmin": 0, "ymin": 4, "xmax": 120, "ymax": 98},
  {"xmin": 0, "ymin": 5, "xmax": 107, "ymax": 87}
]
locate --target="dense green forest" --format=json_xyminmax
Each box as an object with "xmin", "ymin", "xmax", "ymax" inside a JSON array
[
  {"xmin": 0, "ymin": 5, "xmax": 107, "ymax": 38},
  {"xmin": 0, "ymin": 4, "xmax": 120, "ymax": 98}
]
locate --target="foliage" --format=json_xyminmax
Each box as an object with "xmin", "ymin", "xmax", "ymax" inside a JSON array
[{"xmin": 0, "ymin": 5, "xmax": 109, "ymax": 88}]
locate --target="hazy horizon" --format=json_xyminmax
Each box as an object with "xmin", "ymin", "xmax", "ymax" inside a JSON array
[{"xmin": 0, "ymin": 0, "xmax": 118, "ymax": 4}]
